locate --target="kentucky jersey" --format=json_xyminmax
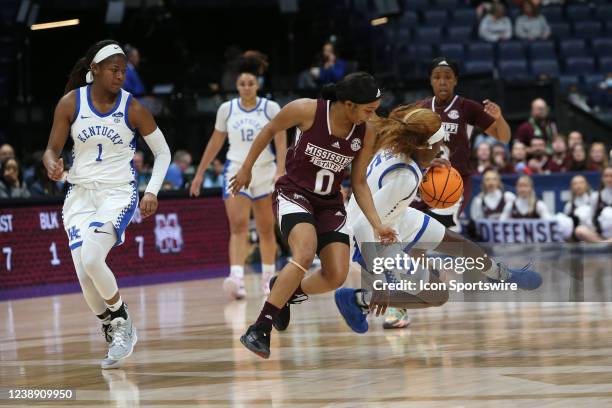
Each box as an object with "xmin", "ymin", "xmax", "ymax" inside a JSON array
[
  {"xmin": 68, "ymin": 85, "xmax": 136, "ymax": 188},
  {"xmin": 214, "ymin": 97, "xmax": 280, "ymax": 165}
]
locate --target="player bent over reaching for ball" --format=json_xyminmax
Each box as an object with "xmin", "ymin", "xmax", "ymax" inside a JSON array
[{"xmin": 333, "ymin": 105, "xmax": 542, "ymax": 334}]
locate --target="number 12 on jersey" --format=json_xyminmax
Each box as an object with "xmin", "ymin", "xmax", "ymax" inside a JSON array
[{"xmin": 241, "ymin": 129, "xmax": 254, "ymax": 142}]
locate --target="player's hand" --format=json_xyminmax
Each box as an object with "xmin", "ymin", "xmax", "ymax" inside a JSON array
[
  {"xmin": 228, "ymin": 166, "xmax": 252, "ymax": 195},
  {"xmin": 429, "ymin": 158, "xmax": 451, "ymax": 168},
  {"xmin": 189, "ymin": 175, "xmax": 203, "ymax": 197},
  {"xmin": 46, "ymin": 158, "xmax": 64, "ymax": 181},
  {"xmin": 139, "ymin": 192, "xmax": 158, "ymax": 218},
  {"xmin": 374, "ymin": 225, "xmax": 398, "ymax": 245},
  {"xmin": 483, "ymin": 99, "xmax": 502, "ymax": 120}
]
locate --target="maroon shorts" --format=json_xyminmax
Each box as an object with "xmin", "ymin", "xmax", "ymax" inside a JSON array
[{"xmin": 273, "ymin": 182, "xmax": 349, "ymax": 253}]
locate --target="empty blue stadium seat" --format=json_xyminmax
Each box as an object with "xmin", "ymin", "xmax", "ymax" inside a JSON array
[
  {"xmin": 404, "ymin": 0, "xmax": 429, "ymax": 11},
  {"xmin": 541, "ymin": 5, "xmax": 563, "ymax": 22},
  {"xmin": 438, "ymin": 43, "xmax": 464, "ymax": 61},
  {"xmin": 467, "ymin": 42, "xmax": 494, "ymax": 59},
  {"xmin": 600, "ymin": 56, "xmax": 612, "ymax": 72},
  {"xmin": 414, "ymin": 44, "xmax": 434, "ymax": 62},
  {"xmin": 499, "ymin": 59, "xmax": 529, "ymax": 80},
  {"xmin": 464, "ymin": 60, "xmax": 494, "ymax": 75},
  {"xmin": 566, "ymin": 4, "xmax": 592, "ymax": 21},
  {"xmin": 559, "ymin": 75, "xmax": 580, "ymax": 90},
  {"xmin": 597, "ymin": 5, "xmax": 612, "ymax": 22},
  {"xmin": 432, "ymin": 0, "xmax": 459, "ymax": 9},
  {"xmin": 573, "ymin": 21, "xmax": 603, "ymax": 39},
  {"xmin": 498, "ymin": 41, "xmax": 526, "ymax": 60},
  {"xmin": 566, "ymin": 57, "xmax": 596, "ymax": 74},
  {"xmin": 550, "ymin": 22, "xmax": 571, "ymax": 39},
  {"xmin": 592, "ymin": 37, "xmax": 612, "ymax": 56},
  {"xmin": 560, "ymin": 39, "xmax": 589, "ymax": 57},
  {"xmin": 415, "ymin": 26, "xmax": 443, "ymax": 44},
  {"xmin": 399, "ymin": 11, "xmax": 418, "ymax": 27},
  {"xmin": 583, "ymin": 74, "xmax": 604, "ymax": 89},
  {"xmin": 423, "ymin": 10, "xmax": 448, "ymax": 25},
  {"xmin": 529, "ymin": 41, "xmax": 556, "ymax": 59},
  {"xmin": 532, "ymin": 60, "xmax": 560, "ymax": 77},
  {"xmin": 452, "ymin": 9, "xmax": 476, "ymax": 25},
  {"xmin": 446, "ymin": 25, "xmax": 472, "ymax": 42}
]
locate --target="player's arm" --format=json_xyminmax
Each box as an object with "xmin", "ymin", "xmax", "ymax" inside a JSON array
[
  {"xmin": 351, "ymin": 124, "xmax": 397, "ymax": 244},
  {"xmin": 273, "ymin": 129, "xmax": 287, "ymax": 180},
  {"xmin": 128, "ymin": 98, "xmax": 171, "ymax": 218},
  {"xmin": 43, "ymin": 92, "xmax": 75, "ymax": 181},
  {"xmin": 229, "ymin": 98, "xmax": 315, "ymax": 194},
  {"xmin": 189, "ymin": 130, "xmax": 228, "ymax": 197},
  {"xmin": 373, "ymin": 169, "xmax": 418, "ymax": 223},
  {"xmin": 482, "ymin": 99, "xmax": 511, "ymax": 143}
]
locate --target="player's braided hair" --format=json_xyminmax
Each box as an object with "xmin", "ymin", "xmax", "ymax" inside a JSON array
[
  {"xmin": 64, "ymin": 39, "xmax": 122, "ymax": 95},
  {"xmin": 373, "ymin": 104, "xmax": 442, "ymax": 157}
]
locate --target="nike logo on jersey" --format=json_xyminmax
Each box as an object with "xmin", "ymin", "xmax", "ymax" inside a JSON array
[
  {"xmin": 94, "ymin": 228, "xmax": 112, "ymax": 235},
  {"xmin": 335, "ymin": 211, "xmax": 344, "ymax": 216},
  {"xmin": 80, "ymin": 115, "xmax": 91, "ymax": 119},
  {"xmin": 332, "ymin": 141, "xmax": 340, "ymax": 149}
]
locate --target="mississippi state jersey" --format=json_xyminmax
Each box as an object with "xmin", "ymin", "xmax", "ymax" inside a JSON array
[
  {"xmin": 68, "ymin": 85, "xmax": 136, "ymax": 188},
  {"xmin": 280, "ymin": 99, "xmax": 366, "ymax": 196},
  {"xmin": 347, "ymin": 149, "xmax": 422, "ymax": 226},
  {"xmin": 214, "ymin": 97, "xmax": 280, "ymax": 165},
  {"xmin": 419, "ymin": 95, "xmax": 495, "ymax": 177}
]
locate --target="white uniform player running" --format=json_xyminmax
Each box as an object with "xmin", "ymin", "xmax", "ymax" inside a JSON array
[
  {"xmin": 190, "ymin": 57, "xmax": 287, "ymax": 299},
  {"xmin": 43, "ymin": 40, "xmax": 171, "ymax": 369}
]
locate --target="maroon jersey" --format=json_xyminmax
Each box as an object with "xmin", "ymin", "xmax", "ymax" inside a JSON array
[
  {"xmin": 419, "ymin": 95, "xmax": 495, "ymax": 177},
  {"xmin": 281, "ymin": 99, "xmax": 366, "ymax": 196}
]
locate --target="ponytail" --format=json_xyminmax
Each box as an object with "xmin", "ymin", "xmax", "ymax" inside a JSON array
[
  {"xmin": 320, "ymin": 72, "xmax": 381, "ymax": 104},
  {"xmin": 64, "ymin": 39, "xmax": 121, "ymax": 95}
]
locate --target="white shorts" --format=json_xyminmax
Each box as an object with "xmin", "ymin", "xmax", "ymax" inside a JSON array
[
  {"xmin": 222, "ymin": 160, "xmax": 276, "ymax": 200},
  {"xmin": 62, "ymin": 182, "xmax": 139, "ymax": 250}
]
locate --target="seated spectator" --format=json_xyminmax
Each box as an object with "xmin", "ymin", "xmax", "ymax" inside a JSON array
[
  {"xmin": 474, "ymin": 142, "xmax": 495, "ymax": 175},
  {"xmin": 574, "ymin": 166, "xmax": 612, "ymax": 243},
  {"xmin": 204, "ymin": 158, "xmax": 224, "ymax": 188},
  {"xmin": 0, "ymin": 143, "xmax": 15, "ymax": 162},
  {"xmin": 319, "ymin": 42, "xmax": 346, "ymax": 84},
  {"xmin": 500, "ymin": 175, "xmax": 551, "ymax": 219},
  {"xmin": 478, "ymin": 3, "xmax": 513, "ymax": 42},
  {"xmin": 515, "ymin": 0, "xmax": 550, "ymax": 41},
  {"xmin": 0, "ymin": 157, "xmax": 30, "ymax": 199},
  {"xmin": 511, "ymin": 141, "xmax": 528, "ymax": 173},
  {"xmin": 471, "ymin": 169, "xmax": 516, "ymax": 220},
  {"xmin": 133, "ymin": 150, "xmax": 151, "ymax": 192},
  {"xmin": 298, "ymin": 55, "xmax": 323, "ymax": 90},
  {"xmin": 543, "ymin": 134, "xmax": 569, "ymax": 173},
  {"xmin": 123, "ymin": 44, "xmax": 145, "ymax": 96},
  {"xmin": 567, "ymin": 84, "xmax": 591, "ymax": 112},
  {"xmin": 528, "ymin": 136, "xmax": 548, "ymax": 155},
  {"xmin": 492, "ymin": 143, "xmax": 515, "ymax": 174},
  {"xmin": 29, "ymin": 161, "xmax": 63, "ymax": 197},
  {"xmin": 165, "ymin": 150, "xmax": 192, "ymax": 190},
  {"xmin": 515, "ymin": 98, "xmax": 557, "ymax": 147},
  {"xmin": 588, "ymin": 142, "xmax": 609, "ymax": 172},
  {"xmin": 567, "ymin": 130, "xmax": 583, "ymax": 150},
  {"xmin": 525, "ymin": 151, "xmax": 546, "ymax": 175},
  {"xmin": 568, "ymin": 143, "xmax": 588, "ymax": 172}
]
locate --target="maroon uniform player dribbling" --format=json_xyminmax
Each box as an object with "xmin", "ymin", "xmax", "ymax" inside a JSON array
[{"xmin": 230, "ymin": 72, "xmax": 397, "ymax": 359}]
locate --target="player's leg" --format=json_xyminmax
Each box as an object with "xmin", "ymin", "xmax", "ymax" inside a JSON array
[
  {"xmin": 223, "ymin": 194, "xmax": 252, "ymax": 299},
  {"xmin": 251, "ymin": 192, "xmax": 277, "ymax": 296}
]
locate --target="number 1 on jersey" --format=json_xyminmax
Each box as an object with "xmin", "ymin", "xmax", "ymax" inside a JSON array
[{"xmin": 96, "ymin": 144, "xmax": 103, "ymax": 162}]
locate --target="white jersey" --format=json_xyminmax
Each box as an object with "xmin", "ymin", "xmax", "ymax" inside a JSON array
[
  {"xmin": 68, "ymin": 85, "xmax": 136, "ymax": 188},
  {"xmin": 214, "ymin": 97, "xmax": 280, "ymax": 165},
  {"xmin": 347, "ymin": 149, "xmax": 423, "ymax": 227}
]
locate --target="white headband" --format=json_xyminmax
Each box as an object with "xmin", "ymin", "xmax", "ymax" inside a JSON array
[
  {"xmin": 428, "ymin": 125, "xmax": 446, "ymax": 147},
  {"xmin": 85, "ymin": 44, "xmax": 125, "ymax": 84}
]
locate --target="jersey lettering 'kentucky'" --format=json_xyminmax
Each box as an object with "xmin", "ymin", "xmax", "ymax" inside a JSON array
[
  {"xmin": 279, "ymin": 99, "xmax": 366, "ymax": 196},
  {"xmin": 420, "ymin": 95, "xmax": 495, "ymax": 177},
  {"xmin": 75, "ymin": 125, "xmax": 124, "ymax": 145}
]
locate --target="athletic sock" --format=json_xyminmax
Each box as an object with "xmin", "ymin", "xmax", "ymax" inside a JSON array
[
  {"xmin": 255, "ymin": 301, "xmax": 281, "ymax": 332},
  {"xmin": 355, "ymin": 289, "xmax": 370, "ymax": 310},
  {"xmin": 482, "ymin": 259, "xmax": 510, "ymax": 281},
  {"xmin": 97, "ymin": 309, "xmax": 111, "ymax": 324},
  {"xmin": 230, "ymin": 265, "xmax": 244, "ymax": 279},
  {"xmin": 106, "ymin": 298, "xmax": 128, "ymax": 321}
]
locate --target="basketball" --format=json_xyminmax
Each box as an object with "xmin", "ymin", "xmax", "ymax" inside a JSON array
[{"xmin": 419, "ymin": 166, "xmax": 463, "ymax": 209}]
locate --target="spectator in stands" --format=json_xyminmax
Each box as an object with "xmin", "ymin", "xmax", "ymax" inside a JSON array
[
  {"xmin": 298, "ymin": 55, "xmax": 323, "ymax": 90},
  {"xmin": 0, "ymin": 157, "xmax": 30, "ymax": 199},
  {"xmin": 123, "ymin": 44, "xmax": 145, "ymax": 97},
  {"xmin": 568, "ymin": 143, "xmax": 588, "ymax": 172},
  {"xmin": 515, "ymin": 98, "xmax": 557, "ymax": 147},
  {"xmin": 133, "ymin": 150, "xmax": 150, "ymax": 192},
  {"xmin": 588, "ymin": 142, "xmax": 609, "ymax": 172},
  {"xmin": 29, "ymin": 161, "xmax": 63, "ymax": 197},
  {"xmin": 500, "ymin": 175, "xmax": 551, "ymax": 219},
  {"xmin": 478, "ymin": 3, "xmax": 513, "ymax": 42},
  {"xmin": 511, "ymin": 141, "xmax": 528, "ymax": 173},
  {"xmin": 567, "ymin": 130, "xmax": 584, "ymax": 150},
  {"xmin": 543, "ymin": 134, "xmax": 569, "ymax": 173},
  {"xmin": 525, "ymin": 151, "xmax": 546, "ymax": 175},
  {"xmin": 471, "ymin": 169, "xmax": 516, "ymax": 220},
  {"xmin": 562, "ymin": 175, "xmax": 595, "ymax": 239},
  {"xmin": 528, "ymin": 136, "xmax": 548, "ymax": 155},
  {"xmin": 515, "ymin": 0, "xmax": 550, "ymax": 41},
  {"xmin": 575, "ymin": 166, "xmax": 612, "ymax": 243},
  {"xmin": 203, "ymin": 158, "xmax": 224, "ymax": 188},
  {"xmin": 474, "ymin": 141, "xmax": 495, "ymax": 175},
  {"xmin": 0, "ymin": 143, "xmax": 14, "ymax": 162},
  {"xmin": 165, "ymin": 150, "xmax": 192, "ymax": 190},
  {"xmin": 319, "ymin": 41, "xmax": 345, "ymax": 84},
  {"xmin": 492, "ymin": 143, "xmax": 515, "ymax": 174}
]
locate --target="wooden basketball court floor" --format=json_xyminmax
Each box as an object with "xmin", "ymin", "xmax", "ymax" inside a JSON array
[{"xmin": 2, "ymin": 250, "xmax": 612, "ymax": 407}]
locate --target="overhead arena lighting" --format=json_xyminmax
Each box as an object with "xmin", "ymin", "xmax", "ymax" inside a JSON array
[
  {"xmin": 371, "ymin": 17, "xmax": 389, "ymax": 26},
  {"xmin": 30, "ymin": 19, "xmax": 80, "ymax": 31}
]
